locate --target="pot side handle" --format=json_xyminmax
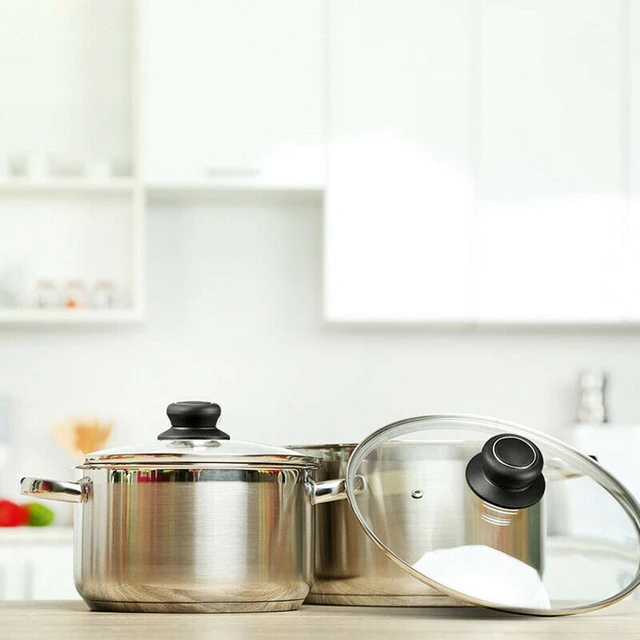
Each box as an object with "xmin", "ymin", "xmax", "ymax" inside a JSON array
[
  {"xmin": 20, "ymin": 477, "xmax": 90, "ymax": 504},
  {"xmin": 310, "ymin": 474, "xmax": 367, "ymax": 506}
]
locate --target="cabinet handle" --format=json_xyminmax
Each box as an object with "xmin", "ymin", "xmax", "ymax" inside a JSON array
[{"xmin": 202, "ymin": 167, "xmax": 260, "ymax": 178}]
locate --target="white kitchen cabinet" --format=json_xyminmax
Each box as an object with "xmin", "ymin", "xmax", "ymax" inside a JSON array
[
  {"xmin": 0, "ymin": 0, "xmax": 133, "ymax": 167},
  {"xmin": 0, "ymin": 529, "xmax": 78, "ymax": 600},
  {"xmin": 476, "ymin": 0, "xmax": 626, "ymax": 323},
  {"xmin": 0, "ymin": 0, "xmax": 145, "ymax": 326},
  {"xmin": 0, "ymin": 549, "xmax": 26, "ymax": 600},
  {"xmin": 26, "ymin": 545, "xmax": 77, "ymax": 601},
  {"xmin": 325, "ymin": 1, "xmax": 634, "ymax": 324},
  {"xmin": 629, "ymin": 0, "xmax": 640, "ymax": 320},
  {"xmin": 324, "ymin": 0, "xmax": 475, "ymax": 322},
  {"xmin": 139, "ymin": 0, "xmax": 324, "ymax": 188}
]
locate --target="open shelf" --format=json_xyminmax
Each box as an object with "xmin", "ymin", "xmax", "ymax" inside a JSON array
[
  {"xmin": 0, "ymin": 179, "xmax": 137, "ymax": 194},
  {"xmin": 0, "ymin": 308, "xmax": 143, "ymax": 325},
  {"xmin": 0, "ymin": 0, "xmax": 143, "ymax": 329},
  {"xmin": 146, "ymin": 181, "xmax": 323, "ymax": 194},
  {"xmin": 146, "ymin": 182, "xmax": 324, "ymax": 206}
]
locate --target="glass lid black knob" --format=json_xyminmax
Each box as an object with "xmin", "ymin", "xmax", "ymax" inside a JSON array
[
  {"xmin": 158, "ymin": 401, "xmax": 230, "ymax": 440},
  {"xmin": 465, "ymin": 433, "xmax": 545, "ymax": 509}
]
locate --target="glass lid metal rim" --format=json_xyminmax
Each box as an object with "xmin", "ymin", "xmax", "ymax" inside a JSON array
[
  {"xmin": 343, "ymin": 413, "xmax": 640, "ymax": 616},
  {"xmin": 79, "ymin": 453, "xmax": 323, "ymax": 469}
]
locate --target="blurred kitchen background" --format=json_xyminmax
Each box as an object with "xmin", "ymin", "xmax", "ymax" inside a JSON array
[{"xmin": 1, "ymin": 0, "xmax": 640, "ymax": 600}]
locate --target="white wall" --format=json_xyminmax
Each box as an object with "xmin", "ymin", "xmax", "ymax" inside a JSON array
[{"xmin": 2, "ymin": 196, "xmax": 640, "ymax": 522}]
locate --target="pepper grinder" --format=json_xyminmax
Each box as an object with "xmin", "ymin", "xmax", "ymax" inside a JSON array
[{"xmin": 577, "ymin": 371, "xmax": 608, "ymax": 425}]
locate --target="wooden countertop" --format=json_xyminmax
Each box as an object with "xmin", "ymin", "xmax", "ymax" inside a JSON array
[{"xmin": 1, "ymin": 600, "xmax": 639, "ymax": 639}]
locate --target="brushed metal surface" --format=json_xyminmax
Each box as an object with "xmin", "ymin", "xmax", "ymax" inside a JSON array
[
  {"xmin": 466, "ymin": 492, "xmax": 544, "ymax": 573},
  {"xmin": 295, "ymin": 444, "xmax": 458, "ymax": 606},
  {"xmin": 73, "ymin": 467, "xmax": 313, "ymax": 613},
  {"xmin": 298, "ymin": 440, "xmax": 545, "ymax": 607}
]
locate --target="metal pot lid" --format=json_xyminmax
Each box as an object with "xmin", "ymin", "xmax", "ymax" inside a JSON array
[
  {"xmin": 83, "ymin": 401, "xmax": 321, "ymax": 469},
  {"xmin": 343, "ymin": 414, "xmax": 640, "ymax": 616}
]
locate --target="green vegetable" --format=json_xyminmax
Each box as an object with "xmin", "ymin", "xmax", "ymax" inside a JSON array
[{"xmin": 25, "ymin": 503, "xmax": 55, "ymax": 527}]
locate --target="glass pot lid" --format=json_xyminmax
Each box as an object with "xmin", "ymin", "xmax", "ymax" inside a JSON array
[
  {"xmin": 343, "ymin": 414, "xmax": 640, "ymax": 616},
  {"xmin": 83, "ymin": 401, "xmax": 321, "ymax": 469}
]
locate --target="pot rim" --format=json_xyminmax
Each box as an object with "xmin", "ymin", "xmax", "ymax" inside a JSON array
[
  {"xmin": 76, "ymin": 459, "xmax": 320, "ymax": 470},
  {"xmin": 286, "ymin": 443, "xmax": 358, "ymax": 451},
  {"xmin": 83, "ymin": 439, "xmax": 323, "ymax": 469}
]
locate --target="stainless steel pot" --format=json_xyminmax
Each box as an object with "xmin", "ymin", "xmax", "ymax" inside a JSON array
[
  {"xmin": 20, "ymin": 401, "xmax": 344, "ymax": 613},
  {"xmin": 22, "ymin": 409, "xmax": 640, "ymax": 617},
  {"xmin": 294, "ymin": 437, "xmax": 546, "ymax": 607},
  {"xmin": 334, "ymin": 415, "xmax": 640, "ymax": 616},
  {"xmin": 292, "ymin": 443, "xmax": 464, "ymax": 606}
]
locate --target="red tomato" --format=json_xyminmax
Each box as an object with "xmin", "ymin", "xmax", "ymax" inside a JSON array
[{"xmin": 0, "ymin": 500, "xmax": 30, "ymax": 527}]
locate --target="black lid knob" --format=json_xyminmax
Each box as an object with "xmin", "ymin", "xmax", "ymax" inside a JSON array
[
  {"xmin": 465, "ymin": 433, "xmax": 545, "ymax": 509},
  {"xmin": 158, "ymin": 401, "xmax": 230, "ymax": 440}
]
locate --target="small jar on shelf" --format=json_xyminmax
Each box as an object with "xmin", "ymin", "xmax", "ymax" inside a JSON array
[
  {"xmin": 92, "ymin": 280, "xmax": 116, "ymax": 309},
  {"xmin": 35, "ymin": 279, "xmax": 59, "ymax": 308},
  {"xmin": 63, "ymin": 280, "xmax": 87, "ymax": 309}
]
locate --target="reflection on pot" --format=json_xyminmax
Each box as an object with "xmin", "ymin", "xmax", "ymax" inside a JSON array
[{"xmin": 291, "ymin": 443, "xmax": 464, "ymax": 607}]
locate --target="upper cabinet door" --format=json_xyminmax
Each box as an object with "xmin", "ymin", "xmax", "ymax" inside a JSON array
[
  {"xmin": 325, "ymin": 0, "xmax": 632, "ymax": 324},
  {"xmin": 477, "ymin": 0, "xmax": 626, "ymax": 322},
  {"xmin": 628, "ymin": 0, "xmax": 640, "ymax": 320},
  {"xmin": 324, "ymin": 0, "xmax": 475, "ymax": 322},
  {"xmin": 139, "ymin": 0, "xmax": 323, "ymax": 186}
]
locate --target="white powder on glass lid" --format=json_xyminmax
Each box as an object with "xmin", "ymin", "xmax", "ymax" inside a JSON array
[{"xmin": 412, "ymin": 545, "xmax": 551, "ymax": 610}]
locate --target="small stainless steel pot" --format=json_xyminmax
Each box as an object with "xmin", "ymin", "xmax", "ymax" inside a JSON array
[
  {"xmin": 293, "ymin": 438, "xmax": 545, "ymax": 607},
  {"xmin": 292, "ymin": 444, "xmax": 461, "ymax": 606},
  {"xmin": 20, "ymin": 401, "xmax": 347, "ymax": 614}
]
